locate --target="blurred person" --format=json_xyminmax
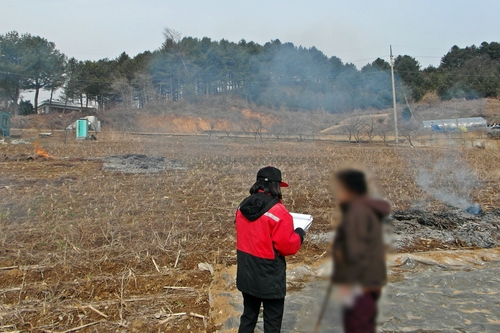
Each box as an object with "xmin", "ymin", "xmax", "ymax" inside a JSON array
[
  {"xmin": 331, "ymin": 168, "xmax": 391, "ymax": 333},
  {"xmin": 235, "ymin": 166, "xmax": 305, "ymax": 333}
]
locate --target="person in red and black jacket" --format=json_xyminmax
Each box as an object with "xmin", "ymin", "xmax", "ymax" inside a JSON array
[{"xmin": 235, "ymin": 166, "xmax": 305, "ymax": 333}]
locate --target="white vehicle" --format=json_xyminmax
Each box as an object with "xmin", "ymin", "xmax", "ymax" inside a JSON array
[{"xmin": 487, "ymin": 126, "xmax": 500, "ymax": 139}]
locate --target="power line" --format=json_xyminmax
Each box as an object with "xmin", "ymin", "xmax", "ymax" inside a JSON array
[
  {"xmin": 349, "ymin": 56, "xmax": 389, "ymax": 63},
  {"xmin": 391, "ymin": 44, "xmax": 450, "ymax": 51}
]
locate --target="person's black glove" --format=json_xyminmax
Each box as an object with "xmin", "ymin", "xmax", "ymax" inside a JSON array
[{"xmin": 294, "ymin": 228, "xmax": 306, "ymax": 244}]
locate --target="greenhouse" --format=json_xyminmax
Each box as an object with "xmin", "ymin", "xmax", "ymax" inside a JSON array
[{"xmin": 419, "ymin": 117, "xmax": 487, "ymax": 131}]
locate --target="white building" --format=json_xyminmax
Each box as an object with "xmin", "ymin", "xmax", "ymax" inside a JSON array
[{"xmin": 37, "ymin": 100, "xmax": 97, "ymax": 114}]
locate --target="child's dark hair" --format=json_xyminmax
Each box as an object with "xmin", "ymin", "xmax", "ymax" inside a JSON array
[
  {"xmin": 335, "ymin": 169, "xmax": 368, "ymax": 196},
  {"xmin": 250, "ymin": 181, "xmax": 283, "ymax": 199}
]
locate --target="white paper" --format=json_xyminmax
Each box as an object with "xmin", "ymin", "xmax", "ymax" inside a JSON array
[{"xmin": 290, "ymin": 212, "xmax": 313, "ymax": 231}]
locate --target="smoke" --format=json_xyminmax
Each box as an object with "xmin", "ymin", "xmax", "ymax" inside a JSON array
[
  {"xmin": 146, "ymin": 37, "xmax": 400, "ymax": 114},
  {"xmin": 415, "ymin": 157, "xmax": 479, "ymax": 210},
  {"xmin": 254, "ymin": 42, "xmax": 395, "ymax": 112}
]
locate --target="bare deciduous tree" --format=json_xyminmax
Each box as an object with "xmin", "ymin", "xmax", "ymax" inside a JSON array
[
  {"xmin": 249, "ymin": 118, "xmax": 264, "ymax": 141},
  {"xmin": 364, "ymin": 116, "xmax": 377, "ymax": 143},
  {"xmin": 375, "ymin": 122, "xmax": 392, "ymax": 145},
  {"xmin": 399, "ymin": 119, "xmax": 419, "ymax": 147},
  {"xmin": 162, "ymin": 28, "xmax": 182, "ymax": 46},
  {"xmin": 112, "ymin": 79, "xmax": 134, "ymax": 108},
  {"xmin": 284, "ymin": 115, "xmax": 309, "ymax": 142},
  {"xmin": 207, "ymin": 118, "xmax": 217, "ymax": 140},
  {"xmin": 340, "ymin": 114, "xmax": 364, "ymax": 143},
  {"xmin": 133, "ymin": 73, "xmax": 156, "ymax": 109},
  {"xmin": 269, "ymin": 120, "xmax": 286, "ymax": 140},
  {"xmin": 307, "ymin": 110, "xmax": 330, "ymax": 140}
]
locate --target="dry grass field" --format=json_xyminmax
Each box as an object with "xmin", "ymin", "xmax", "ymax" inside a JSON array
[{"xmin": 1, "ymin": 132, "xmax": 499, "ymax": 332}]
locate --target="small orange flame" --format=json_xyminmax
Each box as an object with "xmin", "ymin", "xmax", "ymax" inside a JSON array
[{"xmin": 33, "ymin": 141, "xmax": 53, "ymax": 158}]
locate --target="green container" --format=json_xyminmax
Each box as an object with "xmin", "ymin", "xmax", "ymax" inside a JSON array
[
  {"xmin": 0, "ymin": 110, "xmax": 10, "ymax": 137},
  {"xmin": 76, "ymin": 119, "xmax": 88, "ymax": 139}
]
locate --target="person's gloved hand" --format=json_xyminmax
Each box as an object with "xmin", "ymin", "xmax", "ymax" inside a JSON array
[{"xmin": 294, "ymin": 228, "xmax": 305, "ymax": 244}]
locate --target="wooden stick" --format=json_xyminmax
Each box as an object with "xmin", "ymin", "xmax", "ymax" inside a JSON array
[
  {"xmin": 190, "ymin": 312, "xmax": 205, "ymax": 319},
  {"xmin": 0, "ymin": 325, "xmax": 16, "ymax": 329},
  {"xmin": 313, "ymin": 281, "xmax": 333, "ymax": 333},
  {"xmin": 0, "ymin": 266, "xmax": 18, "ymax": 271},
  {"xmin": 174, "ymin": 249, "xmax": 181, "ymax": 268},
  {"xmin": 158, "ymin": 312, "xmax": 186, "ymax": 325},
  {"xmin": 0, "ymin": 287, "xmax": 22, "ymax": 293},
  {"xmin": 119, "ymin": 274, "xmax": 125, "ymax": 325},
  {"xmin": 190, "ymin": 312, "xmax": 208, "ymax": 329},
  {"xmin": 151, "ymin": 257, "xmax": 161, "ymax": 273},
  {"xmin": 86, "ymin": 305, "xmax": 109, "ymax": 318},
  {"xmin": 314, "ymin": 251, "xmax": 327, "ymax": 261},
  {"xmin": 163, "ymin": 286, "xmax": 193, "ymax": 290},
  {"xmin": 48, "ymin": 321, "xmax": 101, "ymax": 333},
  {"xmin": 167, "ymin": 312, "xmax": 186, "ymax": 316}
]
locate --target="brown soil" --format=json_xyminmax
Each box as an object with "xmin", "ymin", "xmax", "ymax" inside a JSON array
[
  {"xmin": 1, "ymin": 132, "xmax": 499, "ymax": 332},
  {"xmin": 93, "ymin": 105, "xmax": 278, "ymax": 135},
  {"xmin": 133, "ymin": 108, "xmax": 277, "ymax": 134},
  {"xmin": 136, "ymin": 115, "xmax": 232, "ymax": 133}
]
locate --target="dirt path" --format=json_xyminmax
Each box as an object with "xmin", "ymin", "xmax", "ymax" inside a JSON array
[{"xmin": 210, "ymin": 248, "xmax": 500, "ymax": 332}]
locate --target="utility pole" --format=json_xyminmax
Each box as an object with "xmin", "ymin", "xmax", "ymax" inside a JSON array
[{"xmin": 390, "ymin": 45, "xmax": 399, "ymax": 143}]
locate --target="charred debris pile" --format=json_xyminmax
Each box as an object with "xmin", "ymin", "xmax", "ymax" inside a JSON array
[
  {"xmin": 101, "ymin": 154, "xmax": 185, "ymax": 173},
  {"xmin": 391, "ymin": 207, "xmax": 500, "ymax": 250}
]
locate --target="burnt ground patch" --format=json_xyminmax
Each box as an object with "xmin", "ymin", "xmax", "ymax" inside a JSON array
[
  {"xmin": 392, "ymin": 208, "xmax": 500, "ymax": 251},
  {"xmin": 101, "ymin": 154, "xmax": 185, "ymax": 174}
]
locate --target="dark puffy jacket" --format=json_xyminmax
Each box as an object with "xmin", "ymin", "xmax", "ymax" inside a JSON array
[
  {"xmin": 332, "ymin": 197, "xmax": 391, "ymax": 287},
  {"xmin": 235, "ymin": 192, "xmax": 303, "ymax": 299}
]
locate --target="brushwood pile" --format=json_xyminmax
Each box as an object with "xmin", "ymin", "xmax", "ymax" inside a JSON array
[{"xmin": 391, "ymin": 208, "xmax": 500, "ymax": 250}]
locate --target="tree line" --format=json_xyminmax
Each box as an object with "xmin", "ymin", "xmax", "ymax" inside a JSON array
[{"xmin": 1, "ymin": 29, "xmax": 500, "ymax": 115}]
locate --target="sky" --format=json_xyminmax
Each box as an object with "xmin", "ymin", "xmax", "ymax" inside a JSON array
[{"xmin": 1, "ymin": 0, "xmax": 500, "ymax": 100}]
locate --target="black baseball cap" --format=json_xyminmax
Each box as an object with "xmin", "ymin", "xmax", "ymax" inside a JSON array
[{"xmin": 256, "ymin": 166, "xmax": 289, "ymax": 187}]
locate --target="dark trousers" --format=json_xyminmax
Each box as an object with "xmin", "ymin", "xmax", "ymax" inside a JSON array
[
  {"xmin": 343, "ymin": 290, "xmax": 381, "ymax": 333},
  {"xmin": 238, "ymin": 293, "xmax": 285, "ymax": 333}
]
